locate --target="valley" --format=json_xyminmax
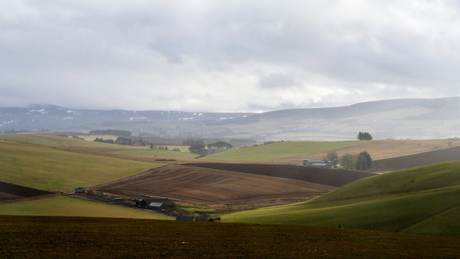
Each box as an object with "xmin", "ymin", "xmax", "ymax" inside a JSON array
[{"xmin": 1, "ymin": 129, "xmax": 460, "ymax": 257}]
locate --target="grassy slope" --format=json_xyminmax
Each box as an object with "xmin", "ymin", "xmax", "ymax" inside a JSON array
[
  {"xmin": 203, "ymin": 141, "xmax": 365, "ymax": 161},
  {"xmin": 223, "ymin": 161, "xmax": 460, "ymax": 236},
  {"xmin": 0, "ymin": 196, "xmax": 173, "ymax": 220},
  {"xmin": 0, "ymin": 140, "xmax": 162, "ymax": 191},
  {"xmin": 1, "ymin": 134, "xmax": 197, "ymax": 159}
]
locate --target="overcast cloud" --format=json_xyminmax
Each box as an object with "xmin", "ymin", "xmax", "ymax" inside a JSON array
[{"xmin": 1, "ymin": 0, "xmax": 460, "ymax": 112}]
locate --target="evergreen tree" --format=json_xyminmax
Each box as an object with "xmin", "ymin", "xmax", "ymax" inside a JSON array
[
  {"xmin": 356, "ymin": 151, "xmax": 372, "ymax": 170},
  {"xmin": 357, "ymin": 131, "xmax": 373, "ymax": 140}
]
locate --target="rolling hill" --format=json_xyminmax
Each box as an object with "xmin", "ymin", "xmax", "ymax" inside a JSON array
[
  {"xmin": 222, "ymin": 161, "xmax": 460, "ymax": 237},
  {"xmin": 0, "ymin": 134, "xmax": 198, "ymax": 160},
  {"xmin": 0, "ymin": 139, "xmax": 162, "ymax": 191}
]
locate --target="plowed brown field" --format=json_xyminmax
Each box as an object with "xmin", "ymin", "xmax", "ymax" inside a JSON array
[
  {"xmin": 373, "ymin": 145, "xmax": 460, "ymax": 170},
  {"xmin": 0, "ymin": 181, "xmax": 53, "ymax": 202},
  {"xmin": 95, "ymin": 163, "xmax": 373, "ymax": 208}
]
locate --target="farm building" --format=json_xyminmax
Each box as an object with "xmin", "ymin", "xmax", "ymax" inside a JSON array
[
  {"xmin": 147, "ymin": 202, "xmax": 167, "ymax": 211},
  {"xmin": 132, "ymin": 199, "xmax": 175, "ymax": 212},
  {"xmin": 74, "ymin": 187, "xmax": 86, "ymax": 193},
  {"xmin": 302, "ymin": 159, "xmax": 332, "ymax": 168}
]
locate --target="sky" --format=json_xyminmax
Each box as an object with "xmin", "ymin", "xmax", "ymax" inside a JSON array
[{"xmin": 1, "ymin": 0, "xmax": 460, "ymax": 112}]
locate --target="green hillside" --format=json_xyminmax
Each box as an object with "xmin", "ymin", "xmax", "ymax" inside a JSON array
[
  {"xmin": 1, "ymin": 134, "xmax": 197, "ymax": 159},
  {"xmin": 0, "ymin": 140, "xmax": 161, "ymax": 191},
  {"xmin": 203, "ymin": 141, "xmax": 365, "ymax": 161},
  {"xmin": 0, "ymin": 196, "xmax": 173, "ymax": 220},
  {"xmin": 223, "ymin": 161, "xmax": 460, "ymax": 237}
]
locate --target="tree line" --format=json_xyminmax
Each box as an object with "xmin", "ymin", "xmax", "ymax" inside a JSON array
[
  {"xmin": 324, "ymin": 151, "xmax": 372, "ymax": 171},
  {"xmin": 183, "ymin": 138, "xmax": 233, "ymax": 154},
  {"xmin": 94, "ymin": 137, "xmax": 132, "ymax": 145}
]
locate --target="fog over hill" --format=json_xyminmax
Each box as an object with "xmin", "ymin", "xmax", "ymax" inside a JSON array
[{"xmin": 1, "ymin": 97, "xmax": 459, "ymax": 141}]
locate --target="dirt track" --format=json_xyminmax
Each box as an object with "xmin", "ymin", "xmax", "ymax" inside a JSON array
[{"xmin": 95, "ymin": 163, "xmax": 373, "ymax": 208}]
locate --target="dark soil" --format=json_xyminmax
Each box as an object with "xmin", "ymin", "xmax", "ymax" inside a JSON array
[
  {"xmin": 185, "ymin": 163, "xmax": 375, "ymax": 187},
  {"xmin": 0, "ymin": 181, "xmax": 53, "ymax": 202},
  {"xmin": 2, "ymin": 215, "xmax": 460, "ymax": 259},
  {"xmin": 373, "ymin": 146, "xmax": 460, "ymax": 170}
]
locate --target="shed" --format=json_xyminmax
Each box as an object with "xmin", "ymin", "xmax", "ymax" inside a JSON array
[
  {"xmin": 147, "ymin": 202, "xmax": 167, "ymax": 211},
  {"xmin": 163, "ymin": 201, "xmax": 176, "ymax": 209},
  {"xmin": 302, "ymin": 159, "xmax": 332, "ymax": 168},
  {"xmin": 75, "ymin": 187, "xmax": 86, "ymax": 193}
]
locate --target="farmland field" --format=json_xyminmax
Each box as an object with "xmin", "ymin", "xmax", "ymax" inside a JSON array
[
  {"xmin": 0, "ymin": 134, "xmax": 197, "ymax": 159},
  {"xmin": 0, "ymin": 140, "xmax": 161, "ymax": 191},
  {"xmin": 202, "ymin": 139, "xmax": 460, "ymax": 164},
  {"xmin": 185, "ymin": 163, "xmax": 374, "ymax": 187},
  {"xmin": 372, "ymin": 145, "xmax": 460, "ymax": 170},
  {"xmin": 0, "ymin": 196, "xmax": 173, "ymax": 219},
  {"xmin": 94, "ymin": 164, "xmax": 337, "ymax": 208},
  {"xmin": 203, "ymin": 141, "xmax": 366, "ymax": 161},
  {"xmin": 1, "ymin": 215, "xmax": 460, "ymax": 259},
  {"xmin": 286, "ymin": 139, "xmax": 460, "ymax": 162}
]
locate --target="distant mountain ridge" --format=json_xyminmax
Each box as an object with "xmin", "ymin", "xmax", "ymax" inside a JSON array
[
  {"xmin": 0, "ymin": 105, "xmax": 254, "ymax": 132},
  {"xmin": 1, "ymin": 97, "xmax": 460, "ymax": 140}
]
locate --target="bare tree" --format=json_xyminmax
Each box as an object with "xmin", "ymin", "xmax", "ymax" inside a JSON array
[
  {"xmin": 323, "ymin": 151, "xmax": 339, "ymax": 166},
  {"xmin": 340, "ymin": 153, "xmax": 358, "ymax": 170}
]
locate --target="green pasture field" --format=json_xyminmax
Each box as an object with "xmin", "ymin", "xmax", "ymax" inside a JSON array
[
  {"xmin": 0, "ymin": 196, "xmax": 173, "ymax": 220},
  {"xmin": 223, "ymin": 161, "xmax": 460, "ymax": 237},
  {"xmin": 0, "ymin": 140, "xmax": 161, "ymax": 191},
  {"xmin": 1, "ymin": 134, "xmax": 197, "ymax": 159},
  {"xmin": 1, "ymin": 216, "xmax": 459, "ymax": 259},
  {"xmin": 203, "ymin": 141, "xmax": 365, "ymax": 161},
  {"xmin": 1, "ymin": 134, "xmax": 117, "ymax": 150},
  {"xmin": 311, "ymin": 161, "xmax": 460, "ymax": 203}
]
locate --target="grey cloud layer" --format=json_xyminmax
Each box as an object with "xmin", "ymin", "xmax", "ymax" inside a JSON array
[{"xmin": 1, "ymin": 0, "xmax": 459, "ymax": 111}]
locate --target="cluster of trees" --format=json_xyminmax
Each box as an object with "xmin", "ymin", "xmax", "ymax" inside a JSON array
[
  {"xmin": 183, "ymin": 139, "xmax": 234, "ymax": 155},
  {"xmin": 323, "ymin": 151, "xmax": 372, "ymax": 171},
  {"xmin": 339, "ymin": 151, "xmax": 372, "ymax": 170},
  {"xmin": 94, "ymin": 137, "xmax": 115, "ymax": 144},
  {"xmin": 357, "ymin": 132, "xmax": 373, "ymax": 141},
  {"xmin": 115, "ymin": 137, "xmax": 132, "ymax": 145},
  {"xmin": 93, "ymin": 137, "xmax": 133, "ymax": 145},
  {"xmin": 184, "ymin": 139, "xmax": 206, "ymax": 154}
]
